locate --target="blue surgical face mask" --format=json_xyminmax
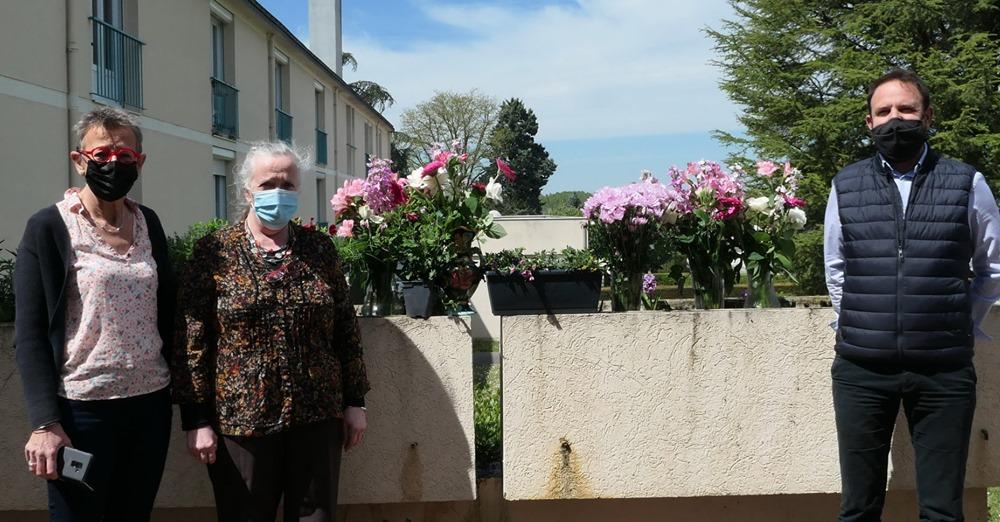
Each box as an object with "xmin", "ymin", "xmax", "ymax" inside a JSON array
[{"xmin": 252, "ymin": 188, "xmax": 299, "ymax": 229}]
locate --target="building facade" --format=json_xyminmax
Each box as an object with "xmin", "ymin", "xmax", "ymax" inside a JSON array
[{"xmin": 0, "ymin": 0, "xmax": 392, "ymax": 245}]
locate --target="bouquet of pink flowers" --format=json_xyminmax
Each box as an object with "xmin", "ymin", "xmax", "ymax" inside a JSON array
[
  {"xmin": 583, "ymin": 172, "xmax": 680, "ymax": 311},
  {"xmin": 666, "ymin": 160, "xmax": 747, "ymax": 309}
]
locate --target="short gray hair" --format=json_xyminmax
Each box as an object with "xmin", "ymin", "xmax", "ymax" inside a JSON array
[
  {"xmin": 234, "ymin": 141, "xmax": 312, "ymax": 214},
  {"xmin": 73, "ymin": 107, "xmax": 143, "ymax": 151}
]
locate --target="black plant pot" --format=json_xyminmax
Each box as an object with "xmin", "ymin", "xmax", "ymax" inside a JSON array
[
  {"xmin": 485, "ymin": 270, "xmax": 602, "ymax": 316},
  {"xmin": 400, "ymin": 280, "xmax": 442, "ymax": 319}
]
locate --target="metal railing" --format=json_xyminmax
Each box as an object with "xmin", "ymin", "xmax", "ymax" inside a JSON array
[
  {"xmin": 316, "ymin": 129, "xmax": 328, "ymax": 165},
  {"xmin": 276, "ymin": 108, "xmax": 293, "ymax": 142},
  {"xmin": 90, "ymin": 17, "xmax": 144, "ymax": 108},
  {"xmin": 211, "ymin": 78, "xmax": 239, "ymax": 139}
]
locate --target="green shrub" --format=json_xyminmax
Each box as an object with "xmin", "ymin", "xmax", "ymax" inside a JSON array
[
  {"xmin": 474, "ymin": 365, "xmax": 501, "ymax": 470},
  {"xmin": 166, "ymin": 219, "xmax": 229, "ymax": 270},
  {"xmin": 0, "ymin": 241, "xmax": 15, "ymax": 323},
  {"xmin": 790, "ymin": 227, "xmax": 827, "ymax": 296}
]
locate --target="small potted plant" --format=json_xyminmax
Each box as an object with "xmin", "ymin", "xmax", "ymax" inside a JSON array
[{"xmin": 483, "ymin": 247, "xmax": 604, "ymax": 315}]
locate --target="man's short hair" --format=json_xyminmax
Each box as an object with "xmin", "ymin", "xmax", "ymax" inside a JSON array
[
  {"xmin": 867, "ymin": 69, "xmax": 931, "ymax": 114},
  {"xmin": 73, "ymin": 107, "xmax": 144, "ymax": 152}
]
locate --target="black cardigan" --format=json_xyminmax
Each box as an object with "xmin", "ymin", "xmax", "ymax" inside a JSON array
[{"xmin": 14, "ymin": 204, "xmax": 175, "ymax": 428}]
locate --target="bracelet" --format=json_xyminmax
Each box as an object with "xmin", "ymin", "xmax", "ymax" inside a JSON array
[{"xmin": 32, "ymin": 420, "xmax": 59, "ymax": 433}]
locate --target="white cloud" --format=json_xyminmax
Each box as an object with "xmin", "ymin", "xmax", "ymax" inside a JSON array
[{"xmin": 342, "ymin": 0, "xmax": 740, "ymax": 141}]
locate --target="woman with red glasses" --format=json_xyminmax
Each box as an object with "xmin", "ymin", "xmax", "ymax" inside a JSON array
[{"xmin": 14, "ymin": 107, "xmax": 175, "ymax": 521}]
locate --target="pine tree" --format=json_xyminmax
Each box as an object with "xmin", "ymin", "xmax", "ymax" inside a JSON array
[
  {"xmin": 484, "ymin": 99, "xmax": 558, "ymax": 215},
  {"xmin": 708, "ymin": 0, "xmax": 1000, "ymax": 224}
]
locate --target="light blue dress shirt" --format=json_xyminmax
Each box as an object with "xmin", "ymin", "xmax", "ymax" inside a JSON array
[{"xmin": 824, "ymin": 145, "xmax": 1000, "ymax": 339}]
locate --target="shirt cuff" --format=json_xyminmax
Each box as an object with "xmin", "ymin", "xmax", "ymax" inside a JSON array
[
  {"xmin": 345, "ymin": 396, "xmax": 366, "ymax": 408},
  {"xmin": 179, "ymin": 402, "xmax": 214, "ymax": 431}
]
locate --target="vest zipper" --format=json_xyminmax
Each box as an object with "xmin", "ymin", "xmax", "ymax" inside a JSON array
[{"xmin": 890, "ymin": 169, "xmax": 924, "ymax": 363}]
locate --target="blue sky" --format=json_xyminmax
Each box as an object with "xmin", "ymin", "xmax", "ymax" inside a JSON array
[{"xmin": 259, "ymin": 0, "xmax": 745, "ymax": 194}]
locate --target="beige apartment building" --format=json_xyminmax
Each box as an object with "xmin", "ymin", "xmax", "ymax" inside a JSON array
[{"xmin": 0, "ymin": 0, "xmax": 392, "ymax": 246}]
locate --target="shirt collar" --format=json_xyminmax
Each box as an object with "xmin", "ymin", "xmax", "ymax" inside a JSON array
[
  {"xmin": 878, "ymin": 143, "xmax": 928, "ymax": 180},
  {"xmin": 62, "ymin": 187, "xmax": 137, "ymax": 215}
]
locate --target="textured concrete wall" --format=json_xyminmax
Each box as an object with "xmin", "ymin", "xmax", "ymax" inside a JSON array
[
  {"xmin": 0, "ymin": 316, "xmax": 475, "ymax": 511},
  {"xmin": 502, "ymin": 309, "xmax": 1000, "ymax": 507}
]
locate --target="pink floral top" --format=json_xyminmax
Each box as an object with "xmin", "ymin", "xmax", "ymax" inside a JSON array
[{"xmin": 55, "ymin": 189, "xmax": 171, "ymax": 400}]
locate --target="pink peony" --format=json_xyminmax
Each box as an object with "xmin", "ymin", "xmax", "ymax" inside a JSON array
[
  {"xmin": 497, "ymin": 158, "xmax": 517, "ymax": 182},
  {"xmin": 330, "ymin": 179, "xmax": 365, "ymax": 217},
  {"xmin": 335, "ymin": 219, "xmax": 355, "ymax": 238},
  {"xmin": 422, "ymin": 160, "xmax": 445, "ymax": 177},
  {"xmin": 756, "ymin": 160, "xmax": 779, "ymax": 177}
]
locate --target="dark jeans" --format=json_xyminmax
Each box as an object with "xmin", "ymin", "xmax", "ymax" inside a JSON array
[
  {"xmin": 208, "ymin": 418, "xmax": 344, "ymax": 522},
  {"xmin": 831, "ymin": 354, "xmax": 976, "ymax": 522},
  {"xmin": 48, "ymin": 387, "xmax": 172, "ymax": 522}
]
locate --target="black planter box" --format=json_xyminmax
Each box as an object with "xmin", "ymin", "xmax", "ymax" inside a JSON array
[{"xmin": 485, "ymin": 270, "xmax": 602, "ymax": 316}]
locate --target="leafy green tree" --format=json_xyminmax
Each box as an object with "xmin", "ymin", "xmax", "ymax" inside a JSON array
[
  {"xmin": 399, "ymin": 90, "xmax": 500, "ymax": 181},
  {"xmin": 708, "ymin": 0, "xmax": 1000, "ymax": 224},
  {"xmin": 482, "ymin": 98, "xmax": 558, "ymax": 215},
  {"xmin": 540, "ymin": 191, "xmax": 591, "ymax": 216}
]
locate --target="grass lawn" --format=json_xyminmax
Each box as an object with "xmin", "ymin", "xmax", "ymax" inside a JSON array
[
  {"xmin": 990, "ymin": 487, "xmax": 1000, "ymax": 521},
  {"xmin": 473, "ymin": 364, "xmax": 501, "ymax": 471}
]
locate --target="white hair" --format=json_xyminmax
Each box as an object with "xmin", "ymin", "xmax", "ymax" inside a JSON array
[{"xmin": 235, "ymin": 141, "xmax": 312, "ymax": 214}]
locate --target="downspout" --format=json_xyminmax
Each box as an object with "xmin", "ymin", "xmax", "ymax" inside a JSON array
[
  {"xmin": 66, "ymin": 0, "xmax": 78, "ymax": 188},
  {"xmin": 266, "ymin": 32, "xmax": 275, "ymax": 140}
]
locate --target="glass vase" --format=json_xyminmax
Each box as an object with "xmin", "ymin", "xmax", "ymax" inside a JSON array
[
  {"xmin": 745, "ymin": 269, "xmax": 781, "ymax": 308},
  {"xmin": 611, "ymin": 272, "xmax": 643, "ymax": 312},
  {"xmin": 690, "ymin": 262, "xmax": 726, "ymax": 310},
  {"xmin": 361, "ymin": 258, "xmax": 395, "ymax": 317}
]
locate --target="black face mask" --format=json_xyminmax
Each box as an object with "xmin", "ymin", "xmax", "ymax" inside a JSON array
[
  {"xmin": 871, "ymin": 118, "xmax": 927, "ymax": 164},
  {"xmin": 84, "ymin": 160, "xmax": 138, "ymax": 202}
]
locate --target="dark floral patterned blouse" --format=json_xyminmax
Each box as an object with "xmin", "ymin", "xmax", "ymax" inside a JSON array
[{"xmin": 172, "ymin": 223, "xmax": 369, "ymax": 437}]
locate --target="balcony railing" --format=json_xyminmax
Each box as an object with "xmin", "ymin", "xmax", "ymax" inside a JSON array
[
  {"xmin": 316, "ymin": 129, "xmax": 328, "ymax": 165},
  {"xmin": 90, "ymin": 17, "xmax": 144, "ymax": 108},
  {"xmin": 276, "ymin": 108, "xmax": 293, "ymax": 142},
  {"xmin": 211, "ymin": 78, "xmax": 239, "ymax": 140}
]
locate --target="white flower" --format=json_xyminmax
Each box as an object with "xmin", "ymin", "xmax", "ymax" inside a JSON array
[
  {"xmin": 661, "ymin": 209, "xmax": 678, "ymax": 225},
  {"xmin": 488, "ymin": 210, "xmax": 502, "ymax": 218},
  {"xmin": 747, "ymin": 196, "xmax": 770, "ymax": 214},
  {"xmin": 787, "ymin": 207, "xmax": 807, "ymax": 230},
  {"xmin": 485, "ymin": 176, "xmax": 503, "ymax": 203},
  {"xmin": 407, "ymin": 168, "xmax": 425, "ymax": 189}
]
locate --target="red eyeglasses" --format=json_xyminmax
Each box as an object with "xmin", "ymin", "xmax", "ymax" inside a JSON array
[{"xmin": 79, "ymin": 146, "xmax": 141, "ymax": 165}]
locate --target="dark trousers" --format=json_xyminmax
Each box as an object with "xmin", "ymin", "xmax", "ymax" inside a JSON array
[
  {"xmin": 208, "ymin": 418, "xmax": 344, "ymax": 522},
  {"xmin": 831, "ymin": 354, "xmax": 976, "ymax": 522},
  {"xmin": 48, "ymin": 387, "xmax": 172, "ymax": 522}
]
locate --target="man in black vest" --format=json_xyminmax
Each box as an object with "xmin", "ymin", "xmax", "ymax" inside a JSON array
[{"xmin": 824, "ymin": 69, "xmax": 1000, "ymax": 521}]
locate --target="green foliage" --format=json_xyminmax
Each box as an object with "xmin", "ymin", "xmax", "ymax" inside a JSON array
[
  {"xmin": 166, "ymin": 219, "xmax": 229, "ymax": 271},
  {"xmin": 398, "ymin": 90, "xmax": 500, "ymax": 181},
  {"xmin": 482, "ymin": 247, "xmax": 601, "ymax": 274},
  {"xmin": 790, "ymin": 226, "xmax": 828, "ymax": 296},
  {"xmin": 482, "ymin": 98, "xmax": 558, "ymax": 215},
  {"xmin": 989, "ymin": 487, "xmax": 1000, "ymax": 522},
  {"xmin": 0, "ymin": 241, "xmax": 15, "ymax": 323},
  {"xmin": 540, "ymin": 191, "xmax": 591, "ymax": 216},
  {"xmin": 393, "ymin": 205, "xmax": 458, "ymax": 282},
  {"xmin": 473, "ymin": 364, "xmax": 501, "ymax": 469},
  {"xmin": 349, "ymin": 80, "xmax": 395, "ymax": 113},
  {"xmin": 708, "ymin": 0, "xmax": 1000, "ymax": 225}
]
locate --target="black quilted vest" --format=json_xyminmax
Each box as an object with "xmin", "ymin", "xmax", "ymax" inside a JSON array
[{"xmin": 834, "ymin": 149, "xmax": 975, "ymax": 365}]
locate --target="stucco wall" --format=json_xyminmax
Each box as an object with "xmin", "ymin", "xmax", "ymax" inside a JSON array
[
  {"xmin": 0, "ymin": 316, "xmax": 474, "ymax": 511},
  {"xmin": 502, "ymin": 308, "xmax": 1000, "ymax": 505}
]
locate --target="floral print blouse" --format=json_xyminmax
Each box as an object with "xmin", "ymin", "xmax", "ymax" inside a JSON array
[
  {"xmin": 172, "ymin": 223, "xmax": 369, "ymax": 436},
  {"xmin": 56, "ymin": 189, "xmax": 171, "ymax": 400}
]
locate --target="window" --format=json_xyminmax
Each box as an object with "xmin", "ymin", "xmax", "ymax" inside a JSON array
[
  {"xmin": 364, "ymin": 123, "xmax": 373, "ymax": 156},
  {"xmin": 315, "ymin": 86, "xmax": 327, "ymax": 165},
  {"xmin": 210, "ymin": 12, "xmax": 238, "ymax": 139},
  {"xmin": 274, "ymin": 53, "xmax": 292, "ymax": 141},
  {"xmin": 316, "ymin": 177, "xmax": 327, "ymax": 226},
  {"xmin": 346, "ymin": 105, "xmax": 357, "ymax": 176},
  {"xmin": 212, "ymin": 158, "xmax": 230, "ymax": 220},
  {"xmin": 376, "ymin": 129, "xmax": 383, "ymax": 157},
  {"xmin": 91, "ymin": 0, "xmax": 144, "ymax": 108},
  {"xmin": 331, "ymin": 90, "xmax": 338, "ymax": 171}
]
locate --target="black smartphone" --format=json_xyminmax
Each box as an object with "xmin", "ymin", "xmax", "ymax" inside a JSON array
[{"xmin": 58, "ymin": 447, "xmax": 94, "ymax": 491}]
